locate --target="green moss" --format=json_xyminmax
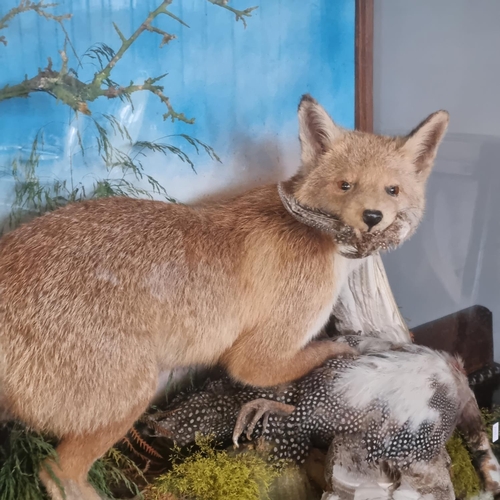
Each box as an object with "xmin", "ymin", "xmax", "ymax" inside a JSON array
[
  {"xmin": 446, "ymin": 432, "xmax": 481, "ymax": 500},
  {"xmin": 444, "ymin": 405, "xmax": 500, "ymax": 499},
  {"xmin": 144, "ymin": 436, "xmax": 280, "ymax": 500}
]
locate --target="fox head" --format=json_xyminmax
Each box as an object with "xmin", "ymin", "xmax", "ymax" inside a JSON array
[{"xmin": 279, "ymin": 94, "xmax": 449, "ymax": 257}]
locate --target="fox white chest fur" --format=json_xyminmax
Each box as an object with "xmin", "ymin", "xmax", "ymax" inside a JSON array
[{"xmin": 0, "ymin": 94, "xmax": 448, "ymax": 500}]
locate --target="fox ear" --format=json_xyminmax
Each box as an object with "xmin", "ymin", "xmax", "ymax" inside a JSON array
[
  {"xmin": 402, "ymin": 110, "xmax": 449, "ymax": 178},
  {"xmin": 298, "ymin": 94, "xmax": 343, "ymax": 172}
]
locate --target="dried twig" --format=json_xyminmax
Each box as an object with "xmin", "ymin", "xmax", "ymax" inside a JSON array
[
  {"xmin": 0, "ymin": 0, "xmax": 80, "ymax": 64},
  {"xmin": 207, "ymin": 0, "xmax": 258, "ymax": 28},
  {"xmin": 0, "ymin": 0, "xmax": 70, "ymax": 46},
  {"xmin": 0, "ymin": 0, "xmax": 257, "ymax": 119},
  {"xmin": 0, "ymin": 0, "xmax": 187, "ymax": 120},
  {"xmin": 90, "ymin": 0, "xmax": 174, "ymax": 89}
]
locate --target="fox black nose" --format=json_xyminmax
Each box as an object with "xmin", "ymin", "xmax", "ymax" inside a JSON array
[{"xmin": 363, "ymin": 210, "xmax": 383, "ymax": 229}]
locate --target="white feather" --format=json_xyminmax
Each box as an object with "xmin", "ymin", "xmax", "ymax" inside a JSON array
[
  {"xmin": 392, "ymin": 481, "xmax": 431, "ymax": 500},
  {"xmin": 333, "ymin": 348, "xmax": 458, "ymax": 429},
  {"xmin": 469, "ymin": 494, "xmax": 494, "ymax": 500}
]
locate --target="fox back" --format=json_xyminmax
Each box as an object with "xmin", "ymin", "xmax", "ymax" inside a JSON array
[{"xmin": 0, "ymin": 95, "xmax": 448, "ymax": 500}]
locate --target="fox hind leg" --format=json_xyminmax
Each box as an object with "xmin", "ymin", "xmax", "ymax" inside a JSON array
[{"xmin": 39, "ymin": 399, "xmax": 151, "ymax": 500}]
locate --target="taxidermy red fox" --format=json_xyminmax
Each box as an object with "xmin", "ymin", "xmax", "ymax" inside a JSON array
[{"xmin": 0, "ymin": 95, "xmax": 448, "ymax": 499}]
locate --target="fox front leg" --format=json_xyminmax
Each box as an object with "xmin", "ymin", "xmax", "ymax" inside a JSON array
[{"xmin": 222, "ymin": 335, "xmax": 357, "ymax": 388}]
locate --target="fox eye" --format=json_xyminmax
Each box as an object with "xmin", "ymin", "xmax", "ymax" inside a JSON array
[
  {"xmin": 386, "ymin": 186, "xmax": 400, "ymax": 196},
  {"xmin": 337, "ymin": 181, "xmax": 351, "ymax": 191}
]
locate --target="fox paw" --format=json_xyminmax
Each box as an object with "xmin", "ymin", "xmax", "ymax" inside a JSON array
[{"xmin": 331, "ymin": 343, "xmax": 359, "ymax": 360}]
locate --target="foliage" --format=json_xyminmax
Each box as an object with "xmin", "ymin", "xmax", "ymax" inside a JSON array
[
  {"xmin": 0, "ymin": 423, "xmax": 58, "ymax": 500},
  {"xmin": 89, "ymin": 446, "xmax": 146, "ymax": 499},
  {"xmin": 143, "ymin": 436, "xmax": 280, "ymax": 500},
  {"xmin": 3, "ymin": 123, "xmax": 220, "ymax": 229},
  {"xmin": 0, "ymin": 422, "xmax": 145, "ymax": 500}
]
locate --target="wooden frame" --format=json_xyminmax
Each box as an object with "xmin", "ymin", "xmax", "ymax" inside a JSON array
[{"xmin": 355, "ymin": 0, "xmax": 374, "ymax": 132}]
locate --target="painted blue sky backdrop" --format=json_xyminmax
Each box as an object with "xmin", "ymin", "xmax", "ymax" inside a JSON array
[{"xmin": 0, "ymin": 0, "xmax": 355, "ymax": 213}]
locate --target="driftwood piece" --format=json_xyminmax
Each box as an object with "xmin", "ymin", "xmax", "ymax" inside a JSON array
[
  {"xmin": 329, "ymin": 257, "xmax": 499, "ymax": 389},
  {"xmin": 330, "ymin": 254, "xmax": 411, "ymax": 344}
]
